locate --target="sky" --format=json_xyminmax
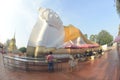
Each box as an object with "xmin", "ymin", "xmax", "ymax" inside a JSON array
[{"xmin": 0, "ymin": 0, "xmax": 119, "ymax": 48}]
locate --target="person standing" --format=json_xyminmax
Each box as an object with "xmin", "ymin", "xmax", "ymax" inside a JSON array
[
  {"xmin": 68, "ymin": 55, "xmax": 75, "ymax": 72},
  {"xmin": 46, "ymin": 52, "xmax": 54, "ymax": 72}
]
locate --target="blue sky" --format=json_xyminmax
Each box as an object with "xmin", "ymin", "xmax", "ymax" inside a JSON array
[{"xmin": 0, "ymin": 0, "xmax": 119, "ymax": 48}]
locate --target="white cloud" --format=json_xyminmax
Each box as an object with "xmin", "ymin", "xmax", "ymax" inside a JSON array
[
  {"xmin": 0, "ymin": 0, "xmax": 21, "ymax": 43},
  {"xmin": 0, "ymin": 0, "xmax": 64, "ymax": 48}
]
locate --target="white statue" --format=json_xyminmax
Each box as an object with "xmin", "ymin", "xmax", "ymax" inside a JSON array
[
  {"xmin": 27, "ymin": 7, "xmax": 65, "ymax": 48},
  {"xmin": 26, "ymin": 7, "xmax": 96, "ymax": 57}
]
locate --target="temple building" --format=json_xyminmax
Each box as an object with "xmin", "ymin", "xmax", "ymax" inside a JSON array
[{"xmin": 7, "ymin": 34, "xmax": 17, "ymax": 52}]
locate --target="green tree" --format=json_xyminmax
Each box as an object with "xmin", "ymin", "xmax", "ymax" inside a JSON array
[
  {"xmin": 116, "ymin": 0, "xmax": 120, "ymax": 16},
  {"xmin": 96, "ymin": 30, "xmax": 113, "ymax": 45},
  {"xmin": 84, "ymin": 34, "xmax": 88, "ymax": 39},
  {"xmin": 19, "ymin": 47, "xmax": 26, "ymax": 53},
  {"xmin": 89, "ymin": 34, "xmax": 97, "ymax": 42}
]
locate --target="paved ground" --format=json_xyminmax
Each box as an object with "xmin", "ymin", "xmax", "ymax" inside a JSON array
[{"xmin": 0, "ymin": 47, "xmax": 120, "ymax": 80}]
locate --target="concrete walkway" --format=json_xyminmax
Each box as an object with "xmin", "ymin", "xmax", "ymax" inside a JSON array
[{"xmin": 0, "ymin": 48, "xmax": 119, "ymax": 80}]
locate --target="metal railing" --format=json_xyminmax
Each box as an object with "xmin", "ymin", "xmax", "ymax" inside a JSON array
[{"xmin": 3, "ymin": 55, "xmax": 62, "ymax": 72}]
